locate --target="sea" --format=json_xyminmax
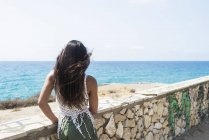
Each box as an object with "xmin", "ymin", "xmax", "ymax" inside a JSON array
[{"xmin": 0, "ymin": 61, "xmax": 209, "ymax": 101}]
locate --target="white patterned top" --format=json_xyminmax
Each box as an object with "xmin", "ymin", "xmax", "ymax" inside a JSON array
[{"xmin": 56, "ymin": 75, "xmax": 95, "ymax": 139}]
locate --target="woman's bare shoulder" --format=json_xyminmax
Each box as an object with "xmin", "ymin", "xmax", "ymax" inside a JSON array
[{"xmin": 86, "ymin": 75, "xmax": 97, "ymax": 85}]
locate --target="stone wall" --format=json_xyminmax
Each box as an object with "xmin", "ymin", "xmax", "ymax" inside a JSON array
[
  {"xmin": 1, "ymin": 76, "xmax": 209, "ymax": 140},
  {"xmin": 95, "ymin": 83, "xmax": 209, "ymax": 140}
]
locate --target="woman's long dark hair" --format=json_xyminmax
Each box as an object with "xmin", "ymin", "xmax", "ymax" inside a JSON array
[{"xmin": 54, "ymin": 40, "xmax": 90, "ymax": 108}]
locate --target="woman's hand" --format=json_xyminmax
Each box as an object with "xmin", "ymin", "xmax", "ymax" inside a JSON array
[
  {"xmin": 52, "ymin": 117, "xmax": 58, "ymax": 124},
  {"xmin": 38, "ymin": 70, "xmax": 58, "ymax": 124}
]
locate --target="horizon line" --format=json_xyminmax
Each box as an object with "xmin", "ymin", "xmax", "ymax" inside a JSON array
[{"xmin": 1, "ymin": 60, "xmax": 209, "ymax": 62}]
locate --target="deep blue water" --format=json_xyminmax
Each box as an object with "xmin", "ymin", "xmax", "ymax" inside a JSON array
[{"xmin": 0, "ymin": 61, "xmax": 209, "ymax": 101}]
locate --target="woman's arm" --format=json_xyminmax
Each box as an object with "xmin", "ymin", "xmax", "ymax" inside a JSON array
[
  {"xmin": 38, "ymin": 70, "xmax": 58, "ymax": 124},
  {"xmin": 87, "ymin": 75, "xmax": 98, "ymax": 115}
]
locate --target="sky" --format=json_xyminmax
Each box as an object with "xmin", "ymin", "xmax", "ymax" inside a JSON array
[{"xmin": 0, "ymin": 0, "xmax": 209, "ymax": 61}]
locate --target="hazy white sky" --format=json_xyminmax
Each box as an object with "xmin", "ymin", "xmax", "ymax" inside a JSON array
[{"xmin": 0, "ymin": 0, "xmax": 209, "ymax": 61}]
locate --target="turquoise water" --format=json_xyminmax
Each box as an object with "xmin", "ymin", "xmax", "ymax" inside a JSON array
[{"xmin": 0, "ymin": 61, "xmax": 209, "ymax": 101}]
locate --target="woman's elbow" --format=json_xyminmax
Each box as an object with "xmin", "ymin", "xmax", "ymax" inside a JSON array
[{"xmin": 38, "ymin": 99, "xmax": 45, "ymax": 108}]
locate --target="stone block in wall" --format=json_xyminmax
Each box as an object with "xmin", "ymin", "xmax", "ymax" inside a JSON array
[
  {"xmin": 120, "ymin": 108, "xmax": 127, "ymax": 115},
  {"xmin": 100, "ymin": 134, "xmax": 110, "ymax": 140},
  {"xmin": 103, "ymin": 112, "xmax": 113, "ymax": 119},
  {"xmin": 105, "ymin": 115, "xmax": 116, "ymax": 137},
  {"xmin": 123, "ymin": 128, "xmax": 131, "ymax": 140},
  {"xmin": 116, "ymin": 122, "xmax": 123, "ymax": 139},
  {"xmin": 95, "ymin": 118, "xmax": 106, "ymax": 130},
  {"xmin": 130, "ymin": 126, "xmax": 137, "ymax": 139},
  {"xmin": 157, "ymin": 102, "xmax": 164, "ymax": 118},
  {"xmin": 145, "ymin": 132, "xmax": 153, "ymax": 140},
  {"xmin": 134, "ymin": 105, "xmax": 140, "ymax": 111},
  {"xmin": 124, "ymin": 119, "xmax": 135, "ymax": 128},
  {"xmin": 114, "ymin": 114, "xmax": 126, "ymax": 123},
  {"xmin": 136, "ymin": 108, "xmax": 143, "ymax": 117},
  {"xmin": 97, "ymin": 127, "xmax": 103, "ymax": 138},
  {"xmin": 144, "ymin": 115, "xmax": 151, "ymax": 129},
  {"xmin": 137, "ymin": 117, "xmax": 144, "ymax": 132},
  {"xmin": 126, "ymin": 109, "xmax": 134, "ymax": 119}
]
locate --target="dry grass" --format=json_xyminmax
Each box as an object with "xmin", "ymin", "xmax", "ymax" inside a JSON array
[
  {"xmin": 108, "ymin": 90, "xmax": 117, "ymax": 94},
  {"xmin": 0, "ymin": 94, "xmax": 55, "ymax": 110},
  {"xmin": 129, "ymin": 89, "xmax": 136, "ymax": 93},
  {"xmin": 12, "ymin": 107, "xmax": 21, "ymax": 112}
]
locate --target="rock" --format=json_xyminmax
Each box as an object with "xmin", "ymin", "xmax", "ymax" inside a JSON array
[
  {"xmin": 164, "ymin": 135, "xmax": 168, "ymax": 140},
  {"xmin": 152, "ymin": 99, "xmax": 158, "ymax": 104},
  {"xmin": 181, "ymin": 120, "xmax": 186, "ymax": 128},
  {"xmin": 135, "ymin": 105, "xmax": 140, "ymax": 111},
  {"xmin": 164, "ymin": 102, "xmax": 169, "ymax": 107},
  {"xmin": 148, "ymin": 102, "xmax": 153, "ymax": 108},
  {"xmin": 160, "ymin": 136, "xmax": 164, "ymax": 140},
  {"xmin": 144, "ymin": 107, "xmax": 149, "ymax": 115},
  {"xmin": 152, "ymin": 113, "xmax": 158, "ymax": 123},
  {"xmin": 136, "ymin": 132, "xmax": 142, "ymax": 139},
  {"xmin": 136, "ymin": 108, "xmax": 143, "ymax": 117},
  {"xmin": 157, "ymin": 102, "xmax": 164, "ymax": 118},
  {"xmin": 120, "ymin": 108, "xmax": 127, "ymax": 115},
  {"xmin": 105, "ymin": 115, "xmax": 116, "ymax": 137},
  {"xmin": 126, "ymin": 109, "xmax": 134, "ymax": 119},
  {"xmin": 144, "ymin": 115, "xmax": 151, "ymax": 128},
  {"xmin": 162, "ymin": 108, "xmax": 168, "ymax": 116},
  {"xmin": 153, "ymin": 104, "xmax": 158, "ymax": 113},
  {"xmin": 125, "ymin": 119, "xmax": 135, "ymax": 128},
  {"xmin": 114, "ymin": 114, "xmax": 126, "ymax": 123},
  {"xmin": 193, "ymin": 102, "xmax": 197, "ymax": 108},
  {"xmin": 116, "ymin": 122, "xmax": 123, "ymax": 139},
  {"xmin": 144, "ymin": 102, "xmax": 149, "ymax": 107},
  {"xmin": 131, "ymin": 126, "xmax": 137, "ymax": 139},
  {"xmin": 175, "ymin": 127, "xmax": 181, "ymax": 136},
  {"xmin": 123, "ymin": 128, "xmax": 131, "ymax": 140},
  {"xmin": 111, "ymin": 137, "xmax": 117, "ymax": 140},
  {"xmin": 95, "ymin": 118, "xmax": 105, "ymax": 129},
  {"xmin": 50, "ymin": 134, "xmax": 58, "ymax": 140},
  {"xmin": 145, "ymin": 132, "xmax": 154, "ymax": 140},
  {"xmin": 143, "ymin": 130, "xmax": 148, "ymax": 137},
  {"xmin": 149, "ymin": 108, "xmax": 154, "ymax": 115},
  {"xmin": 161, "ymin": 98, "xmax": 166, "ymax": 103},
  {"xmin": 100, "ymin": 134, "xmax": 111, "ymax": 140},
  {"xmin": 135, "ymin": 116, "xmax": 139, "ymax": 121},
  {"xmin": 162, "ymin": 120, "xmax": 168, "ymax": 128},
  {"xmin": 139, "ymin": 108, "xmax": 144, "ymax": 116},
  {"xmin": 97, "ymin": 127, "xmax": 103, "ymax": 138},
  {"xmin": 137, "ymin": 118, "xmax": 144, "ymax": 132},
  {"xmin": 163, "ymin": 127, "xmax": 170, "ymax": 135},
  {"xmin": 160, "ymin": 118, "xmax": 165, "ymax": 123},
  {"xmin": 168, "ymin": 136, "xmax": 173, "ymax": 140},
  {"xmin": 154, "ymin": 123, "xmax": 162, "ymax": 129},
  {"xmin": 154, "ymin": 134, "xmax": 160, "ymax": 140},
  {"xmin": 181, "ymin": 128, "xmax": 185, "ymax": 134},
  {"xmin": 176, "ymin": 119, "xmax": 182, "ymax": 127},
  {"xmin": 132, "ymin": 107, "xmax": 136, "ymax": 113},
  {"xmin": 153, "ymin": 129, "xmax": 159, "ymax": 134},
  {"xmin": 103, "ymin": 112, "xmax": 113, "ymax": 119},
  {"xmin": 149, "ymin": 124, "xmax": 154, "ymax": 131}
]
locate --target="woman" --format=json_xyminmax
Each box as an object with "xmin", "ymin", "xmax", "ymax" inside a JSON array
[{"xmin": 38, "ymin": 40, "xmax": 98, "ymax": 140}]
